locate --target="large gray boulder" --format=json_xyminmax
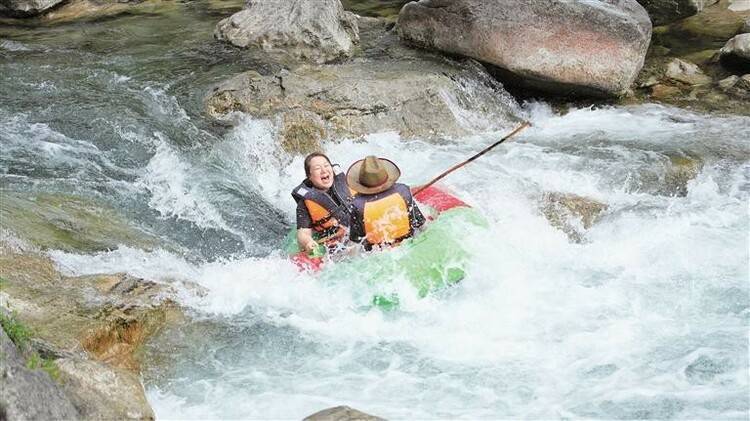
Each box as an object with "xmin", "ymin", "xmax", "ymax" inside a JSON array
[
  {"xmin": 397, "ymin": 0, "xmax": 652, "ymax": 97},
  {"xmin": 0, "ymin": 0, "xmax": 65, "ymax": 16},
  {"xmin": 720, "ymin": 33, "xmax": 750, "ymax": 71},
  {"xmin": 215, "ymin": 0, "xmax": 359, "ymax": 64},
  {"xmin": 0, "ymin": 328, "xmax": 81, "ymax": 420},
  {"xmin": 636, "ymin": 0, "xmax": 719, "ymax": 25},
  {"xmin": 205, "ymin": 58, "xmax": 521, "ymax": 151}
]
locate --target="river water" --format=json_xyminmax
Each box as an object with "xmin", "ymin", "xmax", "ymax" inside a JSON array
[{"xmin": 1, "ymin": 1, "xmax": 748, "ymax": 419}]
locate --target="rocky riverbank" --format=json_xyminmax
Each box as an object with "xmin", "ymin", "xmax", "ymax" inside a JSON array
[{"xmin": 0, "ymin": 191, "xmax": 183, "ymax": 418}]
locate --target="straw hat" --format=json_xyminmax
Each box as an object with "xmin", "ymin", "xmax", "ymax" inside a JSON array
[{"xmin": 346, "ymin": 155, "xmax": 401, "ymax": 194}]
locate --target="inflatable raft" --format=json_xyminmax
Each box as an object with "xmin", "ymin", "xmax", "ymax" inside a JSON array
[{"xmin": 286, "ymin": 185, "xmax": 486, "ymax": 309}]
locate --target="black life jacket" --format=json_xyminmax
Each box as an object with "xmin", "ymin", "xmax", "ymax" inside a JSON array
[{"xmin": 291, "ymin": 168, "xmax": 353, "ymax": 246}]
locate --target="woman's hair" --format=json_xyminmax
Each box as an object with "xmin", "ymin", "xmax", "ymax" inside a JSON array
[{"xmin": 303, "ymin": 152, "xmax": 332, "ymax": 177}]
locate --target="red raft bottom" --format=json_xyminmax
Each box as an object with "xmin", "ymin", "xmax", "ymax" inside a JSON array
[{"xmin": 291, "ymin": 185, "xmax": 468, "ymax": 272}]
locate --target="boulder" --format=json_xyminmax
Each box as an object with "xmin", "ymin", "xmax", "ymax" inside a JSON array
[
  {"xmin": 670, "ymin": 0, "xmax": 750, "ymax": 42},
  {"xmin": 214, "ymin": 0, "xmax": 359, "ymax": 64},
  {"xmin": 636, "ymin": 0, "xmax": 719, "ymax": 26},
  {"xmin": 743, "ymin": 17, "xmax": 750, "ymax": 33},
  {"xmin": 304, "ymin": 405, "xmax": 385, "ymax": 421},
  {"xmin": 397, "ymin": 0, "xmax": 652, "ymax": 97},
  {"xmin": 664, "ymin": 58, "xmax": 712, "ymax": 85},
  {"xmin": 720, "ymin": 33, "xmax": 750, "ymax": 71},
  {"xmin": 0, "ymin": 0, "xmax": 65, "ymax": 17},
  {"xmin": 205, "ymin": 58, "xmax": 521, "ymax": 150},
  {"xmin": 0, "ymin": 328, "xmax": 81, "ymax": 421},
  {"xmin": 541, "ymin": 192, "xmax": 608, "ymax": 243}
]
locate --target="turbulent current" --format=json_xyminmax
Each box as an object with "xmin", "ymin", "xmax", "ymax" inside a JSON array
[{"xmin": 1, "ymin": 2, "xmax": 748, "ymax": 419}]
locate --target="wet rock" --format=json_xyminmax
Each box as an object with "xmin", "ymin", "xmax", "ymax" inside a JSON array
[
  {"xmin": 718, "ymin": 73, "xmax": 750, "ymax": 97},
  {"xmin": 719, "ymin": 33, "xmax": 750, "ymax": 71},
  {"xmin": 743, "ymin": 17, "xmax": 750, "ymax": 33},
  {"xmin": 663, "ymin": 154, "xmax": 703, "ymax": 196},
  {"xmin": 0, "ymin": 247, "xmax": 182, "ymax": 420},
  {"xmin": 214, "ymin": 0, "xmax": 359, "ymax": 64},
  {"xmin": 636, "ymin": 0, "xmax": 719, "ymax": 26},
  {"xmin": 665, "ymin": 58, "xmax": 712, "ymax": 85},
  {"xmin": 0, "ymin": 0, "xmax": 66, "ymax": 17},
  {"xmin": 279, "ymin": 109, "xmax": 326, "ymax": 155},
  {"xmin": 56, "ymin": 358, "xmax": 155, "ymax": 420},
  {"xmin": 650, "ymin": 83, "xmax": 682, "ymax": 99},
  {"xmin": 670, "ymin": 0, "xmax": 750, "ymax": 42},
  {"xmin": 685, "ymin": 355, "xmax": 732, "ymax": 384},
  {"xmin": 206, "ymin": 58, "xmax": 521, "ymax": 145},
  {"xmin": 304, "ymin": 405, "xmax": 385, "ymax": 421},
  {"xmin": 397, "ymin": 0, "xmax": 652, "ymax": 97},
  {"xmin": 0, "ymin": 328, "xmax": 81, "ymax": 421},
  {"xmin": 540, "ymin": 192, "xmax": 608, "ymax": 243},
  {"xmin": 0, "ymin": 192, "xmax": 160, "ymax": 253}
]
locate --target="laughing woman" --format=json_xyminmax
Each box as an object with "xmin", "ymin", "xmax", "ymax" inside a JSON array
[{"xmin": 291, "ymin": 152, "xmax": 354, "ymax": 254}]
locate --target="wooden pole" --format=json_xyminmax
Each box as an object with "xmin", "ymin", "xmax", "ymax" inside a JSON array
[{"xmin": 413, "ymin": 121, "xmax": 531, "ymax": 196}]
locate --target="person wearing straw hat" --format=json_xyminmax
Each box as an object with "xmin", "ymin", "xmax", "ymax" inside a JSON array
[
  {"xmin": 292, "ymin": 152, "xmax": 355, "ymax": 254},
  {"xmin": 347, "ymin": 155, "xmax": 426, "ymax": 251}
]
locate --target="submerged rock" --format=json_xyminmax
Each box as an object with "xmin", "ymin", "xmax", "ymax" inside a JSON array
[
  {"xmin": 0, "ymin": 328, "xmax": 81, "ymax": 421},
  {"xmin": 540, "ymin": 192, "xmax": 608, "ymax": 243},
  {"xmin": 665, "ymin": 58, "xmax": 712, "ymax": 85},
  {"xmin": 397, "ymin": 0, "xmax": 652, "ymax": 97},
  {"xmin": 215, "ymin": 0, "xmax": 359, "ymax": 64},
  {"xmin": 720, "ymin": 33, "xmax": 750, "ymax": 71},
  {"xmin": 304, "ymin": 405, "xmax": 385, "ymax": 421},
  {"xmin": 636, "ymin": 0, "xmax": 719, "ymax": 26},
  {"xmin": 0, "ymin": 192, "xmax": 160, "ymax": 253},
  {"xmin": 685, "ymin": 355, "xmax": 732, "ymax": 384},
  {"xmin": 206, "ymin": 58, "xmax": 520, "ymax": 150},
  {"xmin": 0, "ymin": 0, "xmax": 66, "ymax": 17}
]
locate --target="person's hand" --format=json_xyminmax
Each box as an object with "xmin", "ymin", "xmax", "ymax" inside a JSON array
[{"xmin": 304, "ymin": 239, "xmax": 318, "ymax": 254}]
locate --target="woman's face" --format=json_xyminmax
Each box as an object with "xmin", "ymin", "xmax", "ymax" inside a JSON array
[{"xmin": 307, "ymin": 156, "xmax": 334, "ymax": 190}]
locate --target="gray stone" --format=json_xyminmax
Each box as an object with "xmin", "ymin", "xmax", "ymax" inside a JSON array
[
  {"xmin": 743, "ymin": 17, "xmax": 750, "ymax": 33},
  {"xmin": 205, "ymin": 58, "xmax": 521, "ymax": 146},
  {"xmin": 304, "ymin": 405, "xmax": 385, "ymax": 421},
  {"xmin": 718, "ymin": 74, "xmax": 750, "ymax": 99},
  {"xmin": 397, "ymin": 0, "xmax": 652, "ymax": 97},
  {"xmin": 718, "ymin": 74, "xmax": 740, "ymax": 90},
  {"xmin": 664, "ymin": 58, "xmax": 712, "ymax": 85},
  {"xmin": 720, "ymin": 33, "xmax": 750, "ymax": 71},
  {"xmin": 214, "ymin": 0, "xmax": 359, "ymax": 64},
  {"xmin": 540, "ymin": 192, "xmax": 608, "ymax": 243},
  {"xmin": 0, "ymin": 0, "xmax": 65, "ymax": 17},
  {"xmin": 0, "ymin": 328, "xmax": 81, "ymax": 421},
  {"xmin": 56, "ymin": 358, "xmax": 155, "ymax": 420},
  {"xmin": 636, "ymin": 0, "xmax": 719, "ymax": 26}
]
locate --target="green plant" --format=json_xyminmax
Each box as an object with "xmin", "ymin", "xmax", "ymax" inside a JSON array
[
  {"xmin": 26, "ymin": 353, "xmax": 61, "ymax": 381},
  {"xmin": 0, "ymin": 311, "xmax": 32, "ymax": 346}
]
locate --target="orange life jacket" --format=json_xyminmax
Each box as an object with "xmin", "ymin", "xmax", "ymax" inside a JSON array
[
  {"xmin": 352, "ymin": 184, "xmax": 415, "ymax": 248},
  {"xmin": 291, "ymin": 170, "xmax": 353, "ymax": 247}
]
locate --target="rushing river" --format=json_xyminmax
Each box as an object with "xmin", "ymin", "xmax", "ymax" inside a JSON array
[{"xmin": 1, "ymin": 1, "xmax": 748, "ymax": 419}]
